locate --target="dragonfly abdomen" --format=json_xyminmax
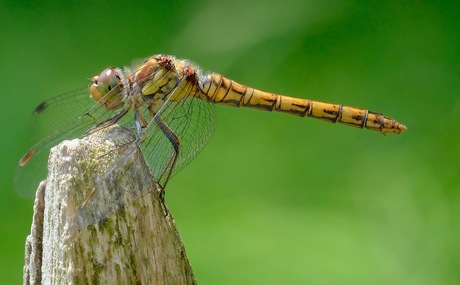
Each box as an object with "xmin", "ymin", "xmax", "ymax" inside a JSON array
[{"xmin": 200, "ymin": 73, "xmax": 406, "ymax": 134}]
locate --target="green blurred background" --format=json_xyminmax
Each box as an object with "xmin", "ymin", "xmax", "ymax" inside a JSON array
[{"xmin": 1, "ymin": 0, "xmax": 459, "ymax": 284}]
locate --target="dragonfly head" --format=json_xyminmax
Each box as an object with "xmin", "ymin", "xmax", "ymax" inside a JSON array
[{"xmin": 90, "ymin": 67, "xmax": 124, "ymax": 110}]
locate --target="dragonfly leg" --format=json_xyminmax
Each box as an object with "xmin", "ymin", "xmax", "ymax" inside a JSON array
[
  {"xmin": 93, "ymin": 105, "xmax": 148, "ymax": 161},
  {"xmin": 85, "ymin": 100, "xmax": 132, "ymax": 135},
  {"xmin": 152, "ymin": 115, "xmax": 180, "ymax": 201},
  {"xmin": 134, "ymin": 109, "xmax": 150, "ymax": 137}
]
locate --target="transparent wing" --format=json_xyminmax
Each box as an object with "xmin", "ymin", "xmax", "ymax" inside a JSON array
[
  {"xmin": 15, "ymin": 88, "xmax": 119, "ymax": 197},
  {"xmin": 17, "ymin": 60, "xmax": 217, "ymax": 228},
  {"xmin": 140, "ymin": 78, "xmax": 217, "ymax": 187},
  {"xmin": 74, "ymin": 76, "xmax": 217, "ymax": 228}
]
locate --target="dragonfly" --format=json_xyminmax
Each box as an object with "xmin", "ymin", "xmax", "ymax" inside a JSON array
[{"xmin": 16, "ymin": 54, "xmax": 406, "ymax": 227}]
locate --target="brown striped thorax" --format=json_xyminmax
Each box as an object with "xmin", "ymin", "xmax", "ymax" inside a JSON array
[{"xmin": 90, "ymin": 55, "xmax": 200, "ymax": 114}]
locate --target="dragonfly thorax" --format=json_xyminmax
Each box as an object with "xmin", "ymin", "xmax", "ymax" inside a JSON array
[
  {"xmin": 135, "ymin": 56, "xmax": 181, "ymax": 101},
  {"xmin": 90, "ymin": 67, "xmax": 125, "ymax": 110}
]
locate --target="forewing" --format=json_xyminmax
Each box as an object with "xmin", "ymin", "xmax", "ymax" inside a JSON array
[{"xmin": 15, "ymin": 88, "xmax": 118, "ymax": 197}]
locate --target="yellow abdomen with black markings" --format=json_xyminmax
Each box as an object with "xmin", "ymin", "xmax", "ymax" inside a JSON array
[{"xmin": 199, "ymin": 73, "xmax": 406, "ymax": 134}]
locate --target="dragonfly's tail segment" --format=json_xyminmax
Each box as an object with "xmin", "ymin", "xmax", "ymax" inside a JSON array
[{"xmin": 200, "ymin": 73, "xmax": 406, "ymax": 135}]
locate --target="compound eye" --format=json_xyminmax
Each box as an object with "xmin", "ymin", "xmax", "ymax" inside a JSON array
[
  {"xmin": 89, "ymin": 67, "xmax": 124, "ymax": 110},
  {"xmin": 97, "ymin": 67, "xmax": 119, "ymax": 95}
]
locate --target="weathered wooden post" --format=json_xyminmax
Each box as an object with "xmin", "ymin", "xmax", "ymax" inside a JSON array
[{"xmin": 23, "ymin": 125, "xmax": 196, "ymax": 284}]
